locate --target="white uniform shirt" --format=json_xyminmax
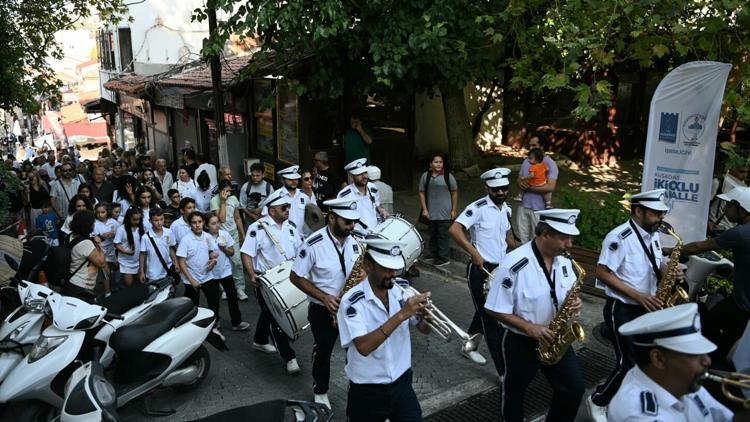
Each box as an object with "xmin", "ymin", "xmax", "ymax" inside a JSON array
[
  {"xmin": 337, "ymin": 278, "xmax": 417, "ymax": 384},
  {"xmin": 210, "ymin": 229, "xmax": 234, "ymax": 279},
  {"xmin": 176, "ymin": 231, "xmax": 218, "ymax": 285},
  {"xmin": 598, "ymin": 220, "xmax": 662, "ymax": 305},
  {"xmin": 485, "ymin": 241, "xmax": 577, "ymax": 335},
  {"xmin": 291, "ymin": 226, "xmax": 361, "ymax": 305},
  {"xmin": 155, "ymin": 171, "xmax": 173, "ymax": 199},
  {"xmin": 240, "ymin": 216, "xmax": 302, "ymax": 273},
  {"xmin": 454, "ymin": 196, "xmax": 512, "ymax": 264},
  {"xmin": 139, "ymin": 228, "xmax": 176, "ymax": 280},
  {"xmin": 194, "ymin": 189, "xmax": 213, "ymax": 212},
  {"xmin": 94, "ymin": 218, "xmax": 119, "ymax": 263},
  {"xmin": 337, "ymin": 182, "xmax": 381, "ymax": 233},
  {"xmin": 281, "ymin": 187, "xmax": 315, "ymax": 232},
  {"xmin": 114, "ymin": 226, "xmax": 142, "ymax": 274},
  {"xmin": 170, "ymin": 217, "xmax": 191, "ymax": 245},
  {"xmin": 608, "ymin": 366, "xmax": 732, "ymax": 422}
]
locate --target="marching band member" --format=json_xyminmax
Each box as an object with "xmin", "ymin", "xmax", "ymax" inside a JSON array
[
  {"xmin": 448, "ymin": 167, "xmax": 518, "ymax": 366},
  {"xmin": 337, "ymin": 237, "xmax": 431, "ymax": 421},
  {"xmin": 240, "ymin": 189, "xmax": 302, "ymax": 374},
  {"xmin": 289, "ymin": 195, "xmax": 363, "ymax": 409},
  {"xmin": 337, "ymin": 159, "xmax": 388, "ymax": 234},
  {"xmin": 608, "ymin": 303, "xmax": 733, "ymax": 421},
  {"xmin": 588, "ymin": 189, "xmax": 673, "ymax": 420},
  {"xmin": 276, "ymin": 165, "xmax": 315, "ymax": 232},
  {"xmin": 485, "ymin": 209, "xmax": 584, "ymax": 422}
]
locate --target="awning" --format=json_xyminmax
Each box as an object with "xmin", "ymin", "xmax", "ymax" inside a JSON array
[{"xmin": 103, "ymin": 74, "xmax": 149, "ymax": 95}]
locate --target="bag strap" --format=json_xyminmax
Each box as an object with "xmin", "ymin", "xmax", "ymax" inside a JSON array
[
  {"xmin": 58, "ymin": 180, "xmax": 71, "ymax": 203},
  {"xmin": 147, "ymin": 232, "xmax": 172, "ymax": 273},
  {"xmin": 68, "ymin": 237, "xmax": 91, "ymax": 280},
  {"xmin": 422, "ymin": 171, "xmax": 431, "ymax": 208}
]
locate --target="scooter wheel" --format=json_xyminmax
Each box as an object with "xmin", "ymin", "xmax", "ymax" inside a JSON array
[
  {"xmin": 173, "ymin": 345, "xmax": 211, "ymax": 393},
  {"xmin": 1, "ymin": 399, "xmax": 56, "ymax": 421}
]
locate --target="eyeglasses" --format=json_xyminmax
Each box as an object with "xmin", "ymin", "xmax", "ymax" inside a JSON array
[
  {"xmin": 280, "ymin": 205, "xmax": 290, "ymax": 211},
  {"xmin": 490, "ymin": 186, "xmax": 509, "ymax": 192},
  {"xmin": 302, "ymin": 177, "xmax": 312, "ymax": 181}
]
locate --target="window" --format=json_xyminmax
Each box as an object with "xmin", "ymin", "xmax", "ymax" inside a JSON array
[
  {"xmin": 96, "ymin": 30, "xmax": 116, "ymax": 71},
  {"xmin": 118, "ymin": 28, "xmax": 134, "ymax": 73}
]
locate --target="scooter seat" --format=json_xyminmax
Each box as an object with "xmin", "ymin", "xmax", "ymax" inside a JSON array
[
  {"xmin": 110, "ymin": 297, "xmax": 197, "ymax": 353},
  {"xmin": 96, "ymin": 283, "xmax": 151, "ymax": 315}
]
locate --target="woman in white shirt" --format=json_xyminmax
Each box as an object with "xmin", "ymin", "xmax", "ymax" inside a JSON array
[
  {"xmin": 206, "ymin": 213, "xmax": 248, "ymax": 330},
  {"xmin": 114, "ymin": 207, "xmax": 144, "ymax": 286},
  {"xmin": 93, "ymin": 202, "xmax": 119, "ymax": 292},
  {"xmin": 176, "ymin": 211, "xmax": 220, "ymax": 322},
  {"xmin": 112, "ymin": 175, "xmax": 137, "ymax": 224},
  {"xmin": 136, "ymin": 186, "xmax": 158, "ymax": 232},
  {"xmin": 61, "ymin": 209, "xmax": 106, "ymax": 301},
  {"xmin": 171, "ymin": 167, "xmax": 198, "ymax": 201}
]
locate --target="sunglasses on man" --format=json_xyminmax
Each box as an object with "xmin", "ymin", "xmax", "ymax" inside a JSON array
[{"xmin": 490, "ymin": 186, "xmax": 509, "ymax": 193}]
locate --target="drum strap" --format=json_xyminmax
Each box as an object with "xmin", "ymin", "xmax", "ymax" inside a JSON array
[{"xmin": 258, "ymin": 219, "xmax": 290, "ymax": 261}]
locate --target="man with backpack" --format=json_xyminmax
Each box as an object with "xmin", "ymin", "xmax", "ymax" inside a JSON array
[{"xmin": 240, "ymin": 162, "xmax": 273, "ymax": 226}]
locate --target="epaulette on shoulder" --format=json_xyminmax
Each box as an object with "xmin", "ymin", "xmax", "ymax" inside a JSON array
[
  {"xmin": 640, "ymin": 391, "xmax": 658, "ymax": 416},
  {"xmin": 340, "ymin": 188, "xmax": 352, "ymax": 197},
  {"xmin": 619, "ymin": 228, "xmax": 633, "ymax": 239},
  {"xmin": 288, "ymin": 221, "xmax": 297, "ymax": 228},
  {"xmin": 306, "ymin": 234, "xmax": 323, "ymax": 246},
  {"xmin": 510, "ymin": 257, "xmax": 529, "ymax": 274},
  {"xmin": 348, "ymin": 290, "xmax": 365, "ymax": 304},
  {"xmin": 476, "ymin": 199, "xmax": 488, "ymax": 207},
  {"xmin": 395, "ymin": 278, "xmax": 410, "ymax": 287}
]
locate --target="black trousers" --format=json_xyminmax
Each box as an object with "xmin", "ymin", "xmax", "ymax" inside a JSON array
[
  {"xmin": 253, "ymin": 286, "xmax": 295, "ymax": 362},
  {"xmin": 308, "ymin": 302, "xmax": 339, "ymax": 394},
  {"xmin": 346, "ymin": 369, "xmax": 422, "ymax": 422},
  {"xmin": 427, "ymin": 220, "xmax": 451, "ymax": 261},
  {"xmin": 498, "ymin": 330, "xmax": 584, "ymax": 422},
  {"xmin": 701, "ymin": 296, "xmax": 750, "ymax": 368},
  {"xmin": 215, "ymin": 275, "xmax": 243, "ymax": 326},
  {"xmin": 466, "ymin": 262, "xmax": 503, "ymax": 370},
  {"xmin": 591, "ymin": 298, "xmax": 646, "ymax": 406},
  {"xmin": 184, "ymin": 279, "xmax": 221, "ymax": 324}
]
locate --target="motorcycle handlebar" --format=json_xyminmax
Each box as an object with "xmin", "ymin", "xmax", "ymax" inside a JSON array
[{"xmin": 105, "ymin": 312, "xmax": 124, "ymax": 321}]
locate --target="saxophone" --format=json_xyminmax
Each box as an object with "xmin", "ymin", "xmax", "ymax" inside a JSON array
[
  {"xmin": 655, "ymin": 222, "xmax": 689, "ymax": 307},
  {"xmin": 537, "ymin": 251, "xmax": 586, "ymax": 365},
  {"xmin": 331, "ymin": 237, "xmax": 366, "ymax": 328}
]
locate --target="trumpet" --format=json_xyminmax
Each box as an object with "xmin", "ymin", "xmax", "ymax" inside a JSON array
[
  {"xmin": 703, "ymin": 370, "xmax": 750, "ymax": 408},
  {"xmin": 393, "ymin": 282, "xmax": 481, "ymax": 353}
]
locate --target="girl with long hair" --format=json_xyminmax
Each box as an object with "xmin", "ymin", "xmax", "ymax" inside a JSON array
[{"xmin": 114, "ymin": 207, "xmax": 144, "ymax": 286}]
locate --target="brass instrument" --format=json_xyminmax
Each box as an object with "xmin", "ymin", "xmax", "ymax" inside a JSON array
[
  {"xmin": 703, "ymin": 370, "xmax": 750, "ymax": 409},
  {"xmin": 481, "ymin": 267, "xmax": 495, "ymax": 298},
  {"xmin": 537, "ymin": 251, "xmax": 586, "ymax": 365},
  {"xmin": 393, "ymin": 282, "xmax": 481, "ymax": 353},
  {"xmin": 655, "ymin": 222, "xmax": 689, "ymax": 307},
  {"xmin": 331, "ymin": 238, "xmax": 366, "ymax": 328}
]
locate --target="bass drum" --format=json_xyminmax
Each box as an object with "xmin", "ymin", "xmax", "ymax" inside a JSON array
[
  {"xmin": 370, "ymin": 216, "xmax": 424, "ymax": 269},
  {"xmin": 259, "ymin": 261, "xmax": 309, "ymax": 341}
]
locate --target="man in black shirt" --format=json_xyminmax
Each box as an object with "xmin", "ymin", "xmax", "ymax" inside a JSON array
[
  {"xmin": 312, "ymin": 151, "xmax": 341, "ymax": 211},
  {"xmin": 88, "ymin": 166, "xmax": 115, "ymax": 203}
]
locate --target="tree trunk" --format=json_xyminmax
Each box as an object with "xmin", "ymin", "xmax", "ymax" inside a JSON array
[{"xmin": 441, "ymin": 86, "xmax": 476, "ymax": 170}]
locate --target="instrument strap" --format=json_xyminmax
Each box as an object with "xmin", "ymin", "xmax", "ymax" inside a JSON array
[
  {"xmin": 326, "ymin": 227, "xmax": 348, "ymax": 277},
  {"xmin": 628, "ymin": 219, "xmax": 661, "ymax": 280},
  {"xmin": 258, "ymin": 219, "xmax": 290, "ymax": 261},
  {"xmin": 531, "ymin": 240, "xmax": 559, "ymax": 311}
]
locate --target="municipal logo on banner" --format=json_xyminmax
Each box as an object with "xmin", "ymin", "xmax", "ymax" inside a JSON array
[
  {"xmin": 682, "ymin": 114, "xmax": 706, "ymax": 146},
  {"xmin": 658, "ymin": 112, "xmax": 679, "ymax": 143}
]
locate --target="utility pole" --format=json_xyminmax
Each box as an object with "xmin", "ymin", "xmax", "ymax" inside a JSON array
[{"xmin": 207, "ymin": 0, "xmax": 228, "ymax": 167}]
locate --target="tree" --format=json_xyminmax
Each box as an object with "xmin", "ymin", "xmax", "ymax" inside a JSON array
[{"xmin": 0, "ymin": 0, "xmax": 127, "ymax": 114}]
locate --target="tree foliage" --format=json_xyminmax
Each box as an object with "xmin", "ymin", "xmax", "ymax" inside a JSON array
[{"xmin": 0, "ymin": 0, "xmax": 128, "ymax": 114}]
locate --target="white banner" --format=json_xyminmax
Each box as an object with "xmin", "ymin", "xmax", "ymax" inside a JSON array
[{"xmin": 642, "ymin": 61, "xmax": 732, "ymax": 243}]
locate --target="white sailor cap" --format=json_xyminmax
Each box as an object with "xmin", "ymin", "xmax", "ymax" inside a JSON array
[
  {"xmin": 717, "ymin": 185, "xmax": 750, "ymax": 213},
  {"xmin": 367, "ymin": 165, "xmax": 381, "ymax": 181},
  {"xmin": 344, "ymin": 158, "xmax": 369, "ymax": 175},
  {"xmin": 260, "ymin": 189, "xmax": 291, "ymax": 209},
  {"xmin": 361, "ymin": 237, "xmax": 407, "ymax": 270},
  {"xmin": 619, "ymin": 303, "xmax": 716, "ymax": 355},
  {"xmin": 630, "ymin": 189, "xmax": 670, "ymax": 212},
  {"xmin": 277, "ymin": 165, "xmax": 301, "ymax": 180},
  {"xmin": 480, "ymin": 167, "xmax": 511, "ymax": 188},
  {"xmin": 323, "ymin": 195, "xmax": 360, "ymax": 221},
  {"xmin": 535, "ymin": 208, "xmax": 581, "ymax": 236}
]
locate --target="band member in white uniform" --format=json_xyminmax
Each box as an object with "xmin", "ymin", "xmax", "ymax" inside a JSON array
[
  {"xmin": 276, "ymin": 165, "xmax": 315, "ymax": 232},
  {"xmin": 608, "ymin": 303, "xmax": 733, "ymax": 422},
  {"xmin": 485, "ymin": 209, "xmax": 585, "ymax": 422},
  {"xmin": 337, "ymin": 159, "xmax": 389, "ymax": 234},
  {"xmin": 241, "ymin": 190, "xmax": 302, "ymax": 374},
  {"xmin": 449, "ymin": 167, "xmax": 518, "ymax": 366},
  {"xmin": 588, "ymin": 189, "xmax": 675, "ymax": 420},
  {"xmin": 337, "ymin": 237, "xmax": 431, "ymax": 422},
  {"xmin": 290, "ymin": 195, "xmax": 362, "ymax": 409}
]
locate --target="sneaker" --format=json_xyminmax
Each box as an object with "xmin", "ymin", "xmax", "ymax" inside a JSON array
[
  {"xmin": 585, "ymin": 395, "xmax": 608, "ymax": 422},
  {"xmin": 286, "ymin": 358, "xmax": 301, "ymax": 374},
  {"xmin": 421, "ymin": 256, "xmax": 436, "ymax": 264},
  {"xmin": 237, "ymin": 290, "xmax": 249, "ymax": 301},
  {"xmin": 434, "ymin": 259, "xmax": 451, "ymax": 267},
  {"xmin": 252, "ymin": 342, "xmax": 277, "ymax": 353},
  {"xmin": 232, "ymin": 321, "xmax": 251, "ymax": 331},
  {"xmin": 221, "ymin": 292, "xmax": 227, "ymax": 300},
  {"xmin": 313, "ymin": 393, "xmax": 331, "ymax": 410},
  {"xmin": 462, "ymin": 349, "xmax": 487, "ymax": 365}
]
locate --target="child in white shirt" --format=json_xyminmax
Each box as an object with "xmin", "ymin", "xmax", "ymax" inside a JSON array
[
  {"xmin": 139, "ymin": 208, "xmax": 177, "ymax": 283},
  {"xmin": 114, "ymin": 207, "xmax": 144, "ymax": 286},
  {"xmin": 206, "ymin": 213, "xmax": 248, "ymax": 330}
]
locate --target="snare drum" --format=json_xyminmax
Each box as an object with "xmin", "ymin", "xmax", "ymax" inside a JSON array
[
  {"xmin": 259, "ymin": 261, "xmax": 309, "ymax": 340},
  {"xmin": 370, "ymin": 216, "xmax": 424, "ymax": 269}
]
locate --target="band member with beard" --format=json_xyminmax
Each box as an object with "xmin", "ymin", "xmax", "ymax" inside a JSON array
[
  {"xmin": 587, "ymin": 189, "xmax": 680, "ymax": 421},
  {"xmin": 290, "ymin": 194, "xmax": 363, "ymax": 410},
  {"xmin": 337, "ymin": 237, "xmax": 432, "ymax": 422},
  {"xmin": 608, "ymin": 303, "xmax": 733, "ymax": 421},
  {"xmin": 485, "ymin": 209, "xmax": 584, "ymax": 422},
  {"xmin": 448, "ymin": 168, "xmax": 519, "ymax": 366},
  {"xmin": 337, "ymin": 158, "xmax": 389, "ymax": 235},
  {"xmin": 276, "ymin": 165, "xmax": 315, "ymax": 232}
]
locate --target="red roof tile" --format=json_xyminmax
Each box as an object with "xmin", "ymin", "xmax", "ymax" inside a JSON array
[{"xmin": 103, "ymin": 74, "xmax": 150, "ymax": 95}]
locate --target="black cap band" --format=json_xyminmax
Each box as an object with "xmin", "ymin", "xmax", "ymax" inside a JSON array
[{"xmin": 632, "ymin": 325, "xmax": 699, "ymax": 346}]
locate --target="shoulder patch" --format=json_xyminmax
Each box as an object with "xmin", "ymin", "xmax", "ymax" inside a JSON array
[
  {"xmin": 346, "ymin": 306, "xmax": 357, "ymax": 318},
  {"xmin": 395, "ymin": 278, "xmax": 410, "ymax": 287},
  {"xmin": 465, "ymin": 209, "xmax": 474, "ymax": 217},
  {"xmin": 619, "ymin": 228, "xmax": 633, "ymax": 239},
  {"xmin": 249, "ymin": 230, "xmax": 256, "ymax": 238},
  {"xmin": 300, "ymin": 197, "xmax": 305, "ymax": 204},
  {"xmin": 640, "ymin": 391, "xmax": 658, "ymax": 416},
  {"xmin": 340, "ymin": 188, "xmax": 352, "ymax": 197},
  {"xmin": 370, "ymin": 187, "xmax": 378, "ymax": 193},
  {"xmin": 348, "ymin": 291, "xmax": 365, "ymax": 304},
  {"xmin": 692, "ymin": 395, "xmax": 709, "ymax": 417},
  {"xmin": 562, "ymin": 265, "xmax": 569, "ymax": 277},
  {"xmin": 609, "ymin": 242, "xmax": 619, "ymax": 251},
  {"xmin": 299, "ymin": 248, "xmax": 307, "ymax": 258},
  {"xmin": 306, "ymin": 234, "xmax": 323, "ymax": 246},
  {"xmin": 502, "ymin": 277, "xmax": 513, "ymax": 289},
  {"xmin": 476, "ymin": 199, "xmax": 488, "ymax": 207},
  {"xmin": 654, "ymin": 239, "xmax": 660, "ymax": 249},
  {"xmin": 288, "ymin": 221, "xmax": 297, "ymax": 228},
  {"xmin": 353, "ymin": 243, "xmax": 359, "ymax": 254},
  {"xmin": 289, "ymin": 229, "xmax": 294, "ymax": 237},
  {"xmin": 510, "ymin": 257, "xmax": 529, "ymax": 274}
]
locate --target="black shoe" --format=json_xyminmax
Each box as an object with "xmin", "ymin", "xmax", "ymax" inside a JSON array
[{"xmin": 422, "ymin": 256, "xmax": 436, "ymax": 264}]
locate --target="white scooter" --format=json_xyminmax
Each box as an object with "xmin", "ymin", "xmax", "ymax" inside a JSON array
[{"xmin": 56, "ymin": 296, "xmax": 214, "ymax": 420}]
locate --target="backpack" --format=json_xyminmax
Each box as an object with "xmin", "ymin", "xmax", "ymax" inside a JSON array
[{"xmin": 42, "ymin": 236, "xmax": 91, "ymax": 287}]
